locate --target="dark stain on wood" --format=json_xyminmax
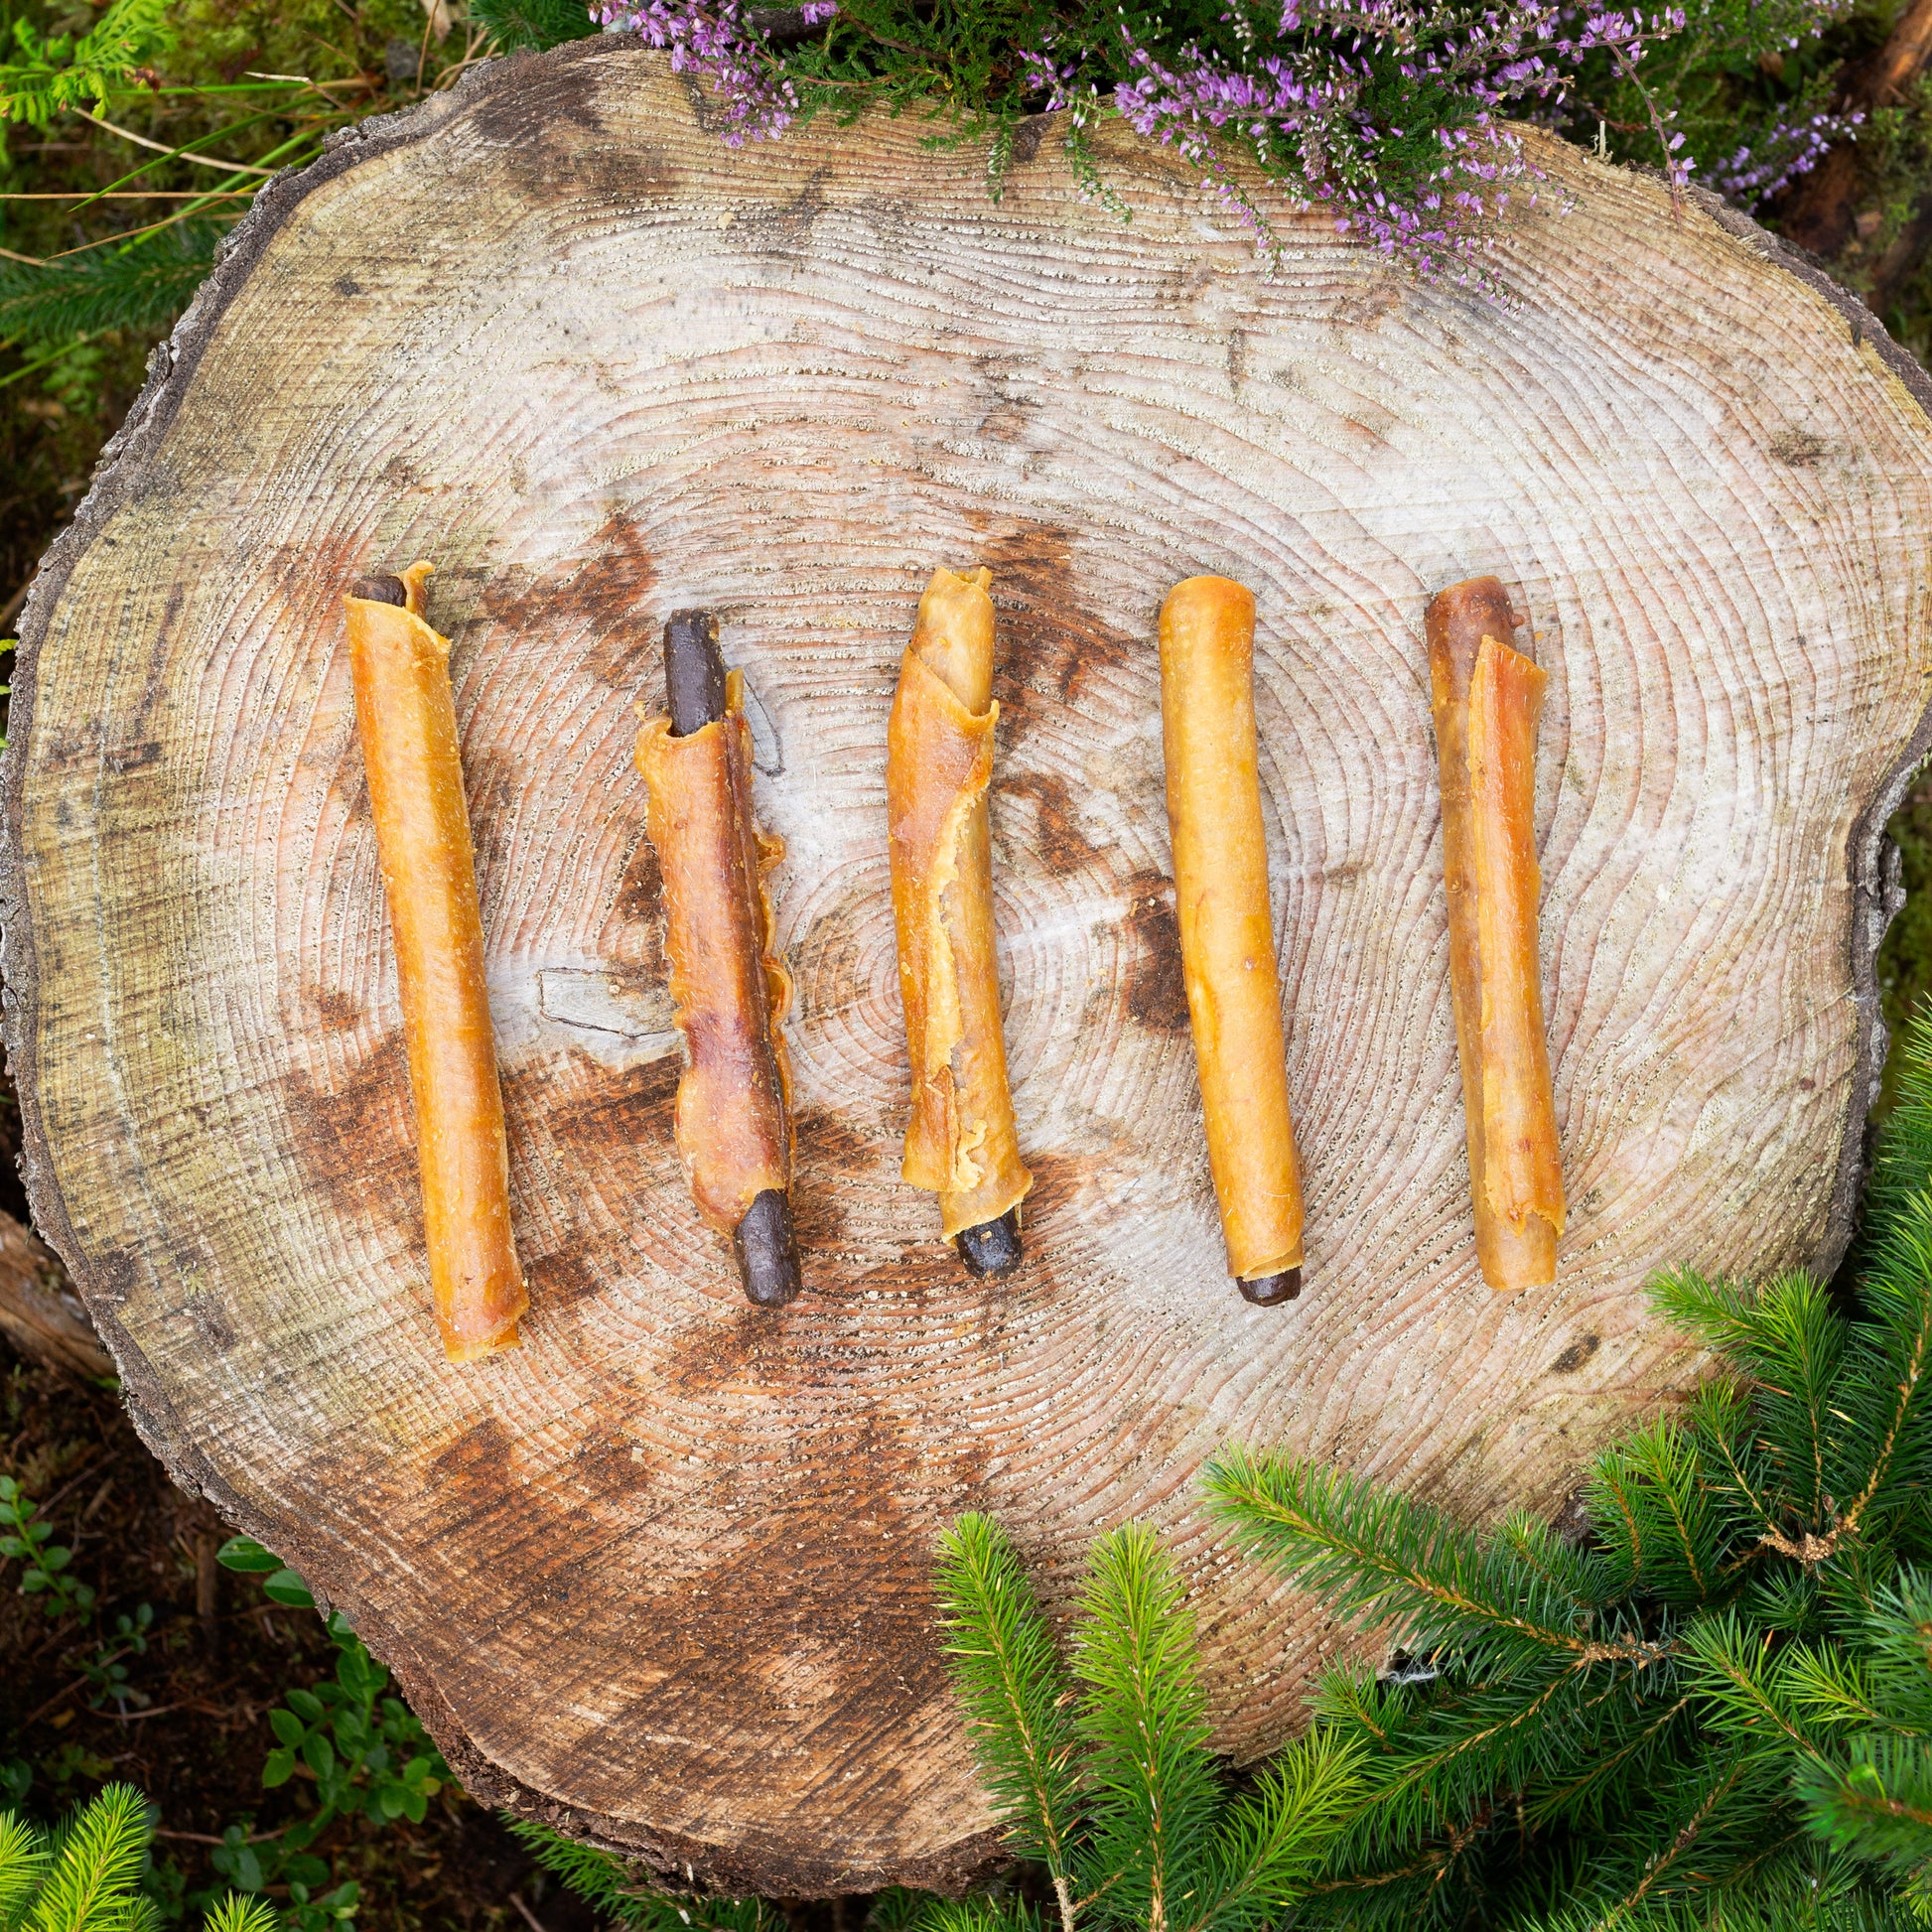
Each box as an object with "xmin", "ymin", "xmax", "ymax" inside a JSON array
[
  {"xmin": 461, "ymin": 746, "xmax": 520, "ymax": 910},
  {"xmin": 523, "ymin": 1245, "xmax": 604, "ymax": 1313},
  {"xmin": 1123, "ymin": 871, "xmax": 1189, "ymax": 1033},
  {"xmin": 1548, "ymin": 1333, "xmax": 1600, "ymax": 1374},
  {"xmin": 1770, "ymin": 428, "xmax": 1829, "ymax": 467},
  {"xmin": 184, "ymin": 1290, "xmax": 237, "ymax": 1352},
  {"xmin": 469, "ymin": 52, "xmax": 611, "ymax": 147},
  {"xmin": 583, "ymin": 1401, "xmax": 948, "ymax": 1785},
  {"xmin": 479, "ymin": 511, "xmax": 659, "ymax": 691},
  {"xmin": 1003, "ymin": 769, "xmax": 1104, "ymax": 876},
  {"xmin": 613, "ymin": 832, "xmax": 664, "ymax": 926},
  {"xmin": 309, "ymin": 987, "xmax": 364, "ymax": 1033},
  {"xmin": 281, "ymin": 1031, "xmax": 419, "ymax": 1243},
  {"xmin": 789, "ymin": 1104, "xmax": 875, "ymax": 1249},
  {"xmin": 530, "ymin": 1053, "xmax": 681, "ymax": 1156},
  {"xmin": 1010, "ymin": 112, "xmax": 1053, "ymax": 167},
  {"xmin": 983, "ymin": 522, "xmax": 1138, "ymax": 743},
  {"xmin": 735, "ymin": 169, "xmax": 830, "ymax": 256}
]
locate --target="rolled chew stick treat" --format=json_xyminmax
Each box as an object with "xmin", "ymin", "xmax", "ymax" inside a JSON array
[
  {"xmin": 344, "ymin": 563, "xmax": 527, "ymax": 1362},
  {"xmin": 1159, "ymin": 577, "xmax": 1305, "ymax": 1305},
  {"xmin": 636, "ymin": 611, "xmax": 802, "ymax": 1309},
  {"xmin": 887, "ymin": 567, "xmax": 1033, "ymax": 1275},
  {"xmin": 1425, "ymin": 577, "xmax": 1564, "ymax": 1292}
]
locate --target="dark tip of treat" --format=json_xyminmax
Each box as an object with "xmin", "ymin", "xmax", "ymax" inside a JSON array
[
  {"xmin": 664, "ymin": 609, "xmax": 727, "ymax": 737},
  {"xmin": 955, "ymin": 1209, "xmax": 1024, "ymax": 1279},
  {"xmin": 1239, "ymin": 1267, "xmax": 1303, "ymax": 1307},
  {"xmin": 350, "ymin": 575, "xmax": 407, "ymax": 607},
  {"xmin": 734, "ymin": 1188, "xmax": 801, "ymax": 1309}
]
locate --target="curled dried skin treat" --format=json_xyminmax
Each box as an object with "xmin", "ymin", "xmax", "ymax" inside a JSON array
[
  {"xmin": 1158, "ymin": 575, "xmax": 1306, "ymax": 1299},
  {"xmin": 638, "ymin": 611, "xmax": 800, "ymax": 1309},
  {"xmin": 1426, "ymin": 576, "xmax": 1564, "ymax": 1292},
  {"xmin": 344, "ymin": 562, "xmax": 527, "ymax": 1362},
  {"xmin": 888, "ymin": 567, "xmax": 1033, "ymax": 1270}
]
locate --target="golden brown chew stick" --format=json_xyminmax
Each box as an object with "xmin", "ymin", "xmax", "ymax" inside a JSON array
[
  {"xmin": 636, "ymin": 612, "xmax": 800, "ymax": 1309},
  {"xmin": 1158, "ymin": 576, "xmax": 1305, "ymax": 1302},
  {"xmin": 1425, "ymin": 577, "xmax": 1564, "ymax": 1292},
  {"xmin": 888, "ymin": 567, "xmax": 1033, "ymax": 1267},
  {"xmin": 344, "ymin": 564, "xmax": 527, "ymax": 1362}
]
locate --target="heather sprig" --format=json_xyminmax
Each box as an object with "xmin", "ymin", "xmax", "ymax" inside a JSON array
[{"xmin": 586, "ymin": 0, "xmax": 1849, "ymax": 282}]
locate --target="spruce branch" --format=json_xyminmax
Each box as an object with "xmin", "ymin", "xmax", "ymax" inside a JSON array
[
  {"xmin": 0, "ymin": 1811, "xmax": 50, "ymax": 1932},
  {"xmin": 1679, "ymin": 1611, "xmax": 1830, "ymax": 1758},
  {"xmin": 23, "ymin": 1783, "xmax": 152, "ymax": 1932},
  {"xmin": 0, "ymin": 223, "xmax": 221, "ymax": 348},
  {"xmin": 1204, "ymin": 1447, "xmax": 1628, "ymax": 1669},
  {"xmin": 1070, "ymin": 1523, "xmax": 1220, "ymax": 1932},
  {"xmin": 1796, "ymin": 1733, "xmax": 1932, "ymax": 1879},
  {"xmin": 200, "ymin": 1901, "xmax": 279, "ymax": 1932},
  {"xmin": 1586, "ymin": 1419, "xmax": 1721, "ymax": 1606},
  {"xmin": 503, "ymin": 1819, "xmax": 772, "ymax": 1932},
  {"xmin": 1189, "ymin": 1729, "xmax": 1365, "ymax": 1932},
  {"xmin": 917, "ymin": 1901, "xmax": 1042, "ymax": 1932},
  {"xmin": 936, "ymin": 1514, "xmax": 1083, "ymax": 1922},
  {"xmin": 1650, "ymin": 1269, "xmax": 1846, "ymax": 1532},
  {"xmin": 468, "ymin": 0, "xmax": 603, "ymax": 52}
]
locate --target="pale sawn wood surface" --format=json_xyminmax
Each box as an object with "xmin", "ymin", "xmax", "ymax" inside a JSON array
[{"xmin": 6, "ymin": 38, "xmax": 1932, "ymax": 1893}]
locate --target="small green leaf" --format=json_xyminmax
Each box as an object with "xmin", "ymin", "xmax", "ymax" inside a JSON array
[
  {"xmin": 217, "ymin": 1536, "xmax": 283, "ymax": 1574},
  {"xmin": 269, "ymin": 1708, "xmax": 306, "ymax": 1747},
  {"xmin": 264, "ymin": 1567, "xmax": 315, "ymax": 1607},
  {"xmin": 302, "ymin": 1729, "xmax": 336, "ymax": 1777},
  {"xmin": 286, "ymin": 1688, "xmax": 326, "ymax": 1722},
  {"xmin": 263, "ymin": 1747, "xmax": 296, "ymax": 1788}
]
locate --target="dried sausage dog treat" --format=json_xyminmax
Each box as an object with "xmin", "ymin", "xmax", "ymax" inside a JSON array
[
  {"xmin": 1159, "ymin": 576, "xmax": 1305, "ymax": 1305},
  {"xmin": 345, "ymin": 565, "xmax": 527, "ymax": 1361},
  {"xmin": 887, "ymin": 567, "xmax": 1033, "ymax": 1275},
  {"xmin": 1426, "ymin": 576, "xmax": 1564, "ymax": 1292},
  {"xmin": 636, "ymin": 610, "xmax": 801, "ymax": 1309}
]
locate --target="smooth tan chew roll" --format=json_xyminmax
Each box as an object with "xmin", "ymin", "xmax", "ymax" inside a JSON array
[
  {"xmin": 1426, "ymin": 576, "xmax": 1564, "ymax": 1293},
  {"xmin": 636, "ymin": 670, "xmax": 794, "ymax": 1235},
  {"xmin": 888, "ymin": 567, "xmax": 1033, "ymax": 1241},
  {"xmin": 1158, "ymin": 576, "xmax": 1305, "ymax": 1285},
  {"xmin": 345, "ymin": 562, "xmax": 526, "ymax": 1362}
]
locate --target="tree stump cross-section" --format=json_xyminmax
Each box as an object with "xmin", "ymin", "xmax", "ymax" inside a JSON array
[{"xmin": 5, "ymin": 38, "xmax": 1932, "ymax": 1894}]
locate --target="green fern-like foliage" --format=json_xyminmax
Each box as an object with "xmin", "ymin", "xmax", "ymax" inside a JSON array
[
  {"xmin": 0, "ymin": 0, "xmax": 174, "ymax": 127},
  {"xmin": 0, "ymin": 1789, "xmax": 269, "ymax": 1932},
  {"xmin": 0, "ymin": 224, "xmax": 222, "ymax": 350},
  {"xmin": 466, "ymin": 0, "xmax": 600, "ymax": 52},
  {"xmin": 1201, "ymin": 1011, "xmax": 1932, "ymax": 1927},
  {"xmin": 933, "ymin": 1513, "xmax": 1366, "ymax": 1932}
]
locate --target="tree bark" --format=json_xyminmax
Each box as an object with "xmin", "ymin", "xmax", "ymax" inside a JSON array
[{"xmin": 4, "ymin": 41, "xmax": 1932, "ymax": 1894}]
